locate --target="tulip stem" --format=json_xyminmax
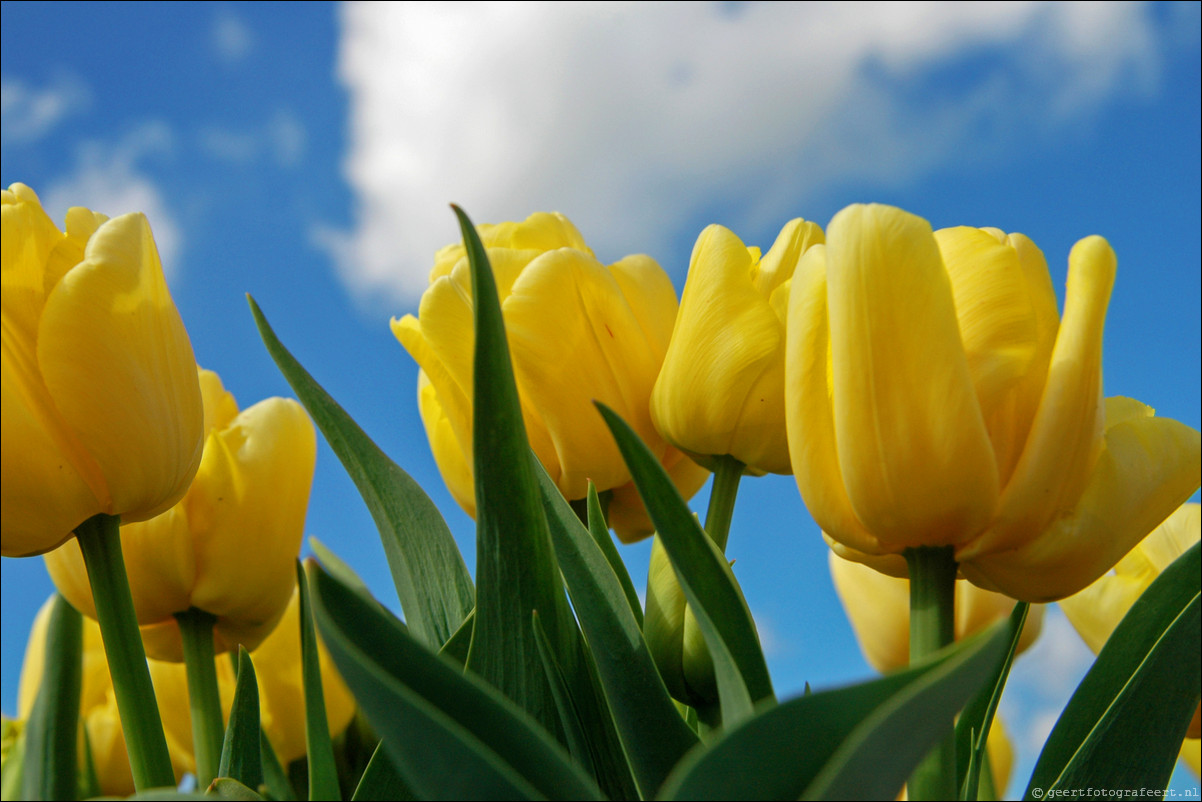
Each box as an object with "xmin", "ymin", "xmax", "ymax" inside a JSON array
[
  {"xmin": 176, "ymin": 607, "xmax": 224, "ymax": 788},
  {"xmin": 74, "ymin": 513, "xmax": 177, "ymax": 791},
  {"xmin": 704, "ymin": 455, "xmax": 744, "ymax": 551},
  {"xmin": 905, "ymin": 545, "xmax": 958, "ymax": 801}
]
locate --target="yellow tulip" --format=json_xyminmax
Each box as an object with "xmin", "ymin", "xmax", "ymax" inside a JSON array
[
  {"xmin": 829, "ymin": 551, "xmax": 1043, "ymax": 673},
  {"xmin": 18, "ymin": 597, "xmax": 194, "ymax": 797},
  {"xmin": 1, "ymin": 183, "xmax": 203, "ymax": 558},
  {"xmin": 786, "ymin": 204, "xmax": 1201, "ymax": 601},
  {"xmin": 44, "ymin": 368, "xmax": 317, "ymax": 660},
  {"xmin": 1060, "ymin": 502, "xmax": 1201, "ymax": 739},
  {"xmin": 394, "ymin": 212, "xmax": 708, "ymax": 542},
  {"xmin": 652, "ymin": 219, "xmax": 824, "ymax": 475},
  {"xmin": 18, "ymin": 590, "xmax": 356, "ymax": 795}
]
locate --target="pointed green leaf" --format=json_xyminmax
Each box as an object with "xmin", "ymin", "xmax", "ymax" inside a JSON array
[
  {"xmin": 438, "ymin": 608, "xmax": 475, "ymax": 666},
  {"xmin": 351, "ymin": 743, "xmax": 415, "ymax": 801},
  {"xmin": 587, "ymin": 483, "xmax": 644, "ymax": 627},
  {"xmin": 956, "ymin": 601, "xmax": 1028, "ymax": 800},
  {"xmin": 249, "ymin": 296, "xmax": 474, "ymax": 650},
  {"xmin": 454, "ymin": 206, "xmax": 576, "ymax": 744},
  {"xmin": 596, "ymin": 402, "xmax": 773, "ymax": 724},
  {"xmin": 218, "ymin": 648, "xmax": 263, "ymax": 791},
  {"xmin": 309, "ymin": 561, "xmax": 604, "ymax": 801},
  {"xmin": 22, "ymin": 593, "xmax": 82, "ymax": 801},
  {"xmin": 1026, "ymin": 542, "xmax": 1201, "ymax": 799},
  {"xmin": 208, "ymin": 778, "xmax": 264, "ymax": 800},
  {"xmin": 660, "ymin": 622, "xmax": 1010, "ymax": 800},
  {"xmin": 258, "ymin": 731, "xmax": 296, "ymax": 801},
  {"xmin": 537, "ymin": 456, "xmax": 701, "ymax": 795},
  {"xmin": 532, "ymin": 611, "xmax": 595, "ymax": 773},
  {"xmin": 296, "ymin": 562, "xmax": 341, "ymax": 800}
]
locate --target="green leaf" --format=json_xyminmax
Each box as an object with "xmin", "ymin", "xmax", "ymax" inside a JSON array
[
  {"xmin": 437, "ymin": 608, "xmax": 475, "ymax": 666},
  {"xmin": 453, "ymin": 205, "xmax": 578, "ymax": 745},
  {"xmin": 297, "ymin": 562, "xmax": 341, "ymax": 800},
  {"xmin": 532, "ymin": 611, "xmax": 594, "ymax": 773},
  {"xmin": 660, "ymin": 622, "xmax": 1011, "ymax": 800},
  {"xmin": 309, "ymin": 560, "xmax": 604, "ymax": 801},
  {"xmin": 537, "ymin": 457, "xmax": 701, "ymax": 796},
  {"xmin": 207, "ymin": 778, "xmax": 264, "ymax": 800},
  {"xmin": 595, "ymin": 402, "xmax": 773, "ymax": 725},
  {"xmin": 1026, "ymin": 542, "xmax": 1202, "ymax": 800},
  {"xmin": 258, "ymin": 731, "xmax": 296, "ymax": 801},
  {"xmin": 351, "ymin": 743, "xmax": 414, "ymax": 801},
  {"xmin": 587, "ymin": 483, "xmax": 644, "ymax": 627},
  {"xmin": 955, "ymin": 601, "xmax": 1028, "ymax": 800},
  {"xmin": 22, "ymin": 593, "xmax": 82, "ymax": 801},
  {"xmin": 249, "ymin": 295, "xmax": 474, "ymax": 650},
  {"xmin": 218, "ymin": 648, "xmax": 263, "ymax": 791}
]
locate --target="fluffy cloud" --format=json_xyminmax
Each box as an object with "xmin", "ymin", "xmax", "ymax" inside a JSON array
[
  {"xmin": 42, "ymin": 123, "xmax": 184, "ymax": 279},
  {"xmin": 0, "ymin": 74, "xmax": 90, "ymax": 144},
  {"xmin": 322, "ymin": 2, "xmax": 1165, "ymax": 307}
]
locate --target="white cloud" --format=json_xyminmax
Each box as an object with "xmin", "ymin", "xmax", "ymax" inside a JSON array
[
  {"xmin": 0, "ymin": 74, "xmax": 89, "ymax": 144},
  {"xmin": 42, "ymin": 123, "xmax": 184, "ymax": 278},
  {"xmin": 198, "ymin": 109, "xmax": 307, "ymax": 168},
  {"xmin": 323, "ymin": 1, "xmax": 1164, "ymax": 307},
  {"xmin": 212, "ymin": 8, "xmax": 254, "ymax": 64}
]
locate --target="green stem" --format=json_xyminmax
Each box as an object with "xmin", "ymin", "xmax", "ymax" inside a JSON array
[
  {"xmin": 74, "ymin": 513, "xmax": 176, "ymax": 791},
  {"xmin": 905, "ymin": 545, "xmax": 958, "ymax": 801},
  {"xmin": 176, "ymin": 607, "xmax": 224, "ymax": 787},
  {"xmin": 703, "ymin": 455, "xmax": 744, "ymax": 551}
]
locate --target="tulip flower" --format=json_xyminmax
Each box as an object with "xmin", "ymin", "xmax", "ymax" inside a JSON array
[
  {"xmin": 1, "ymin": 183, "xmax": 203, "ymax": 558},
  {"xmin": 1060, "ymin": 502, "xmax": 1200, "ymax": 739},
  {"xmin": 829, "ymin": 551, "xmax": 1043, "ymax": 673},
  {"xmin": 44, "ymin": 368, "xmax": 317, "ymax": 660},
  {"xmin": 17, "ymin": 597, "xmax": 194, "ymax": 797},
  {"xmin": 394, "ymin": 211, "xmax": 708, "ymax": 542},
  {"xmin": 786, "ymin": 204, "xmax": 1201, "ymax": 602},
  {"xmin": 652, "ymin": 219, "xmax": 823, "ymax": 475}
]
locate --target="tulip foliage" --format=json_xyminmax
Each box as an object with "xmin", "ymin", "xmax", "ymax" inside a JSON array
[{"xmin": 5, "ymin": 201, "xmax": 1199, "ymax": 802}]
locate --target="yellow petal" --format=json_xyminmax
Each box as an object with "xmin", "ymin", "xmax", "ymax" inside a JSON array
[
  {"xmin": 1182, "ymin": 737, "xmax": 1200, "ymax": 778},
  {"xmin": 504, "ymin": 247, "xmax": 665, "ymax": 499},
  {"xmin": 198, "ymin": 367, "xmax": 239, "ymax": 435},
  {"xmin": 652, "ymin": 225, "xmax": 793, "ymax": 472},
  {"xmin": 966, "ymin": 236, "xmax": 1115, "ymax": 559},
  {"xmin": 417, "ymin": 369, "xmax": 476, "ymax": 517},
  {"xmin": 825, "ymin": 204, "xmax": 998, "ymax": 549},
  {"xmin": 961, "ymin": 398, "xmax": 1201, "ymax": 601},
  {"xmin": 186, "ymin": 398, "xmax": 315, "ymax": 656},
  {"xmin": 785, "ymin": 244, "xmax": 880, "ymax": 554},
  {"xmin": 38, "ymin": 212, "xmax": 204, "ymax": 524},
  {"xmin": 935, "ymin": 227, "xmax": 1053, "ymax": 487},
  {"xmin": 829, "ymin": 552, "xmax": 912, "ymax": 672}
]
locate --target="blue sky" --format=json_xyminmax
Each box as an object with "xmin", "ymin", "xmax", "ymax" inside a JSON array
[{"xmin": 3, "ymin": 2, "xmax": 1200, "ymax": 796}]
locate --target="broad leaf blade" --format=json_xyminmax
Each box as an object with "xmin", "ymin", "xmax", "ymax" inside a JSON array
[
  {"xmin": 352, "ymin": 743, "xmax": 415, "ymax": 801},
  {"xmin": 249, "ymin": 296, "xmax": 473, "ymax": 650},
  {"xmin": 297, "ymin": 562, "xmax": 341, "ymax": 801},
  {"xmin": 532, "ymin": 611, "xmax": 594, "ymax": 773},
  {"xmin": 1027, "ymin": 543, "xmax": 1202, "ymax": 799},
  {"xmin": 596, "ymin": 402, "xmax": 773, "ymax": 724},
  {"xmin": 21, "ymin": 594, "xmax": 82, "ymax": 801},
  {"xmin": 660, "ymin": 623, "xmax": 1010, "ymax": 800},
  {"xmin": 538, "ymin": 457, "xmax": 701, "ymax": 796},
  {"xmin": 218, "ymin": 648, "xmax": 263, "ymax": 791},
  {"xmin": 309, "ymin": 561, "xmax": 603, "ymax": 801},
  {"xmin": 587, "ymin": 483, "xmax": 644, "ymax": 627}
]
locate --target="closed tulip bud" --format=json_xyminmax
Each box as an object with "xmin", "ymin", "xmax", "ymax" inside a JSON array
[
  {"xmin": 45, "ymin": 368, "xmax": 317, "ymax": 660},
  {"xmin": 829, "ymin": 551, "xmax": 1043, "ymax": 674},
  {"xmin": 18, "ymin": 597, "xmax": 194, "ymax": 796},
  {"xmin": 2, "ymin": 183, "xmax": 203, "ymax": 558},
  {"xmin": 652, "ymin": 219, "xmax": 823, "ymax": 474},
  {"xmin": 787, "ymin": 204, "xmax": 1201, "ymax": 601},
  {"xmin": 395, "ymin": 212, "xmax": 708, "ymax": 542},
  {"xmin": 1060, "ymin": 502, "xmax": 1201, "ymax": 739},
  {"xmin": 643, "ymin": 537, "xmax": 719, "ymax": 708}
]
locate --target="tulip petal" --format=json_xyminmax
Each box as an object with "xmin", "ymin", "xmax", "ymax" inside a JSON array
[
  {"xmin": 961, "ymin": 398, "xmax": 1201, "ymax": 601},
  {"xmin": 504, "ymin": 248, "xmax": 665, "ymax": 499},
  {"xmin": 829, "ymin": 552, "xmax": 911, "ymax": 673},
  {"xmin": 37, "ymin": 213, "xmax": 203, "ymax": 524},
  {"xmin": 417, "ymin": 369, "xmax": 476, "ymax": 517},
  {"xmin": 653, "ymin": 225, "xmax": 790, "ymax": 471},
  {"xmin": 966, "ymin": 236, "xmax": 1114, "ymax": 559},
  {"xmin": 785, "ymin": 244, "xmax": 880, "ymax": 555},
  {"xmin": 608, "ymin": 253, "xmax": 678, "ymax": 359},
  {"xmin": 185, "ymin": 398, "xmax": 315, "ymax": 656},
  {"xmin": 825, "ymin": 205, "xmax": 999, "ymax": 549}
]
